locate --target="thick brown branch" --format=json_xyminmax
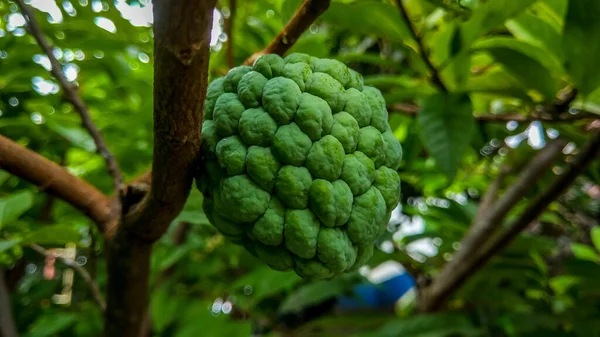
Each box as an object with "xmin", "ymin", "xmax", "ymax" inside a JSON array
[
  {"xmin": 243, "ymin": 0, "xmax": 331, "ymax": 65},
  {"xmin": 0, "ymin": 135, "xmax": 112, "ymax": 230},
  {"xmin": 224, "ymin": 0, "xmax": 237, "ymax": 68},
  {"xmin": 390, "ymin": 103, "xmax": 599, "ymax": 123},
  {"xmin": 394, "ymin": 0, "xmax": 447, "ymax": 92},
  {"xmin": 104, "ymin": 1, "xmax": 217, "ymax": 336},
  {"xmin": 419, "ymin": 140, "xmax": 568, "ymax": 312},
  {"xmin": 0, "ymin": 269, "xmax": 18, "ymax": 337},
  {"xmin": 30, "ymin": 244, "xmax": 106, "ymax": 311},
  {"xmin": 16, "ymin": 0, "xmax": 124, "ymax": 217},
  {"xmin": 123, "ymin": 0, "xmax": 215, "ymax": 241}
]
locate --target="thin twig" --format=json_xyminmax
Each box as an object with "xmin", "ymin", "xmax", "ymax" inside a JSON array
[
  {"xmin": 89, "ymin": 226, "xmax": 98, "ymax": 282},
  {"xmin": 390, "ymin": 103, "xmax": 599, "ymax": 123},
  {"xmin": 30, "ymin": 244, "xmax": 106, "ymax": 311},
  {"xmin": 243, "ymin": 0, "xmax": 331, "ymax": 65},
  {"xmin": 394, "ymin": 0, "xmax": 447, "ymax": 92},
  {"xmin": 16, "ymin": 0, "xmax": 124, "ymax": 217},
  {"xmin": 224, "ymin": 0, "xmax": 236, "ymax": 69}
]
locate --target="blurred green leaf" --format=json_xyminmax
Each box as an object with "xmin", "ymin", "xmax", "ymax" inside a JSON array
[
  {"xmin": 21, "ymin": 225, "xmax": 81, "ymax": 245},
  {"xmin": 281, "ymin": 0, "xmax": 303, "ymax": 24},
  {"xmin": 562, "ymin": 0, "xmax": 600, "ymax": 96},
  {"xmin": 417, "ymin": 92, "xmax": 474, "ymax": 180},
  {"xmin": 358, "ymin": 313, "xmax": 480, "ymax": 337},
  {"xmin": 279, "ymin": 279, "xmax": 346, "ymax": 314},
  {"xmin": 570, "ymin": 243, "xmax": 599, "ymax": 263},
  {"xmin": 0, "ymin": 239, "xmax": 21, "ymax": 253},
  {"xmin": 482, "ymin": 46, "xmax": 558, "ymax": 100},
  {"xmin": 459, "ymin": 0, "xmax": 537, "ymax": 50},
  {"xmin": 0, "ymin": 170, "xmax": 11, "ymax": 186},
  {"xmin": 45, "ymin": 121, "xmax": 97, "ymax": 152},
  {"xmin": 505, "ymin": 12, "xmax": 563, "ymax": 60},
  {"xmin": 151, "ymin": 286, "xmax": 182, "ymax": 332},
  {"xmin": 25, "ymin": 312, "xmax": 79, "ymax": 337},
  {"xmin": 591, "ymin": 227, "xmax": 600, "ymax": 253},
  {"xmin": 473, "ymin": 37, "xmax": 564, "ymax": 76},
  {"xmin": 0, "ymin": 190, "xmax": 34, "ymax": 229},
  {"xmin": 174, "ymin": 211, "xmax": 209, "ymax": 226},
  {"xmin": 549, "ymin": 275, "xmax": 580, "ymax": 295},
  {"xmin": 322, "ymin": 1, "xmax": 412, "ymax": 44}
]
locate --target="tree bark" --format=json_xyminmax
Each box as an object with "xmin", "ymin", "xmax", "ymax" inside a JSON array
[
  {"xmin": 0, "ymin": 269, "xmax": 19, "ymax": 337},
  {"xmin": 103, "ymin": 1, "xmax": 216, "ymax": 336}
]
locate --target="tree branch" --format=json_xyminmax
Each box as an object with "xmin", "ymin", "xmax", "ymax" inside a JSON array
[
  {"xmin": 473, "ymin": 165, "xmax": 510, "ymax": 224},
  {"xmin": 474, "ymin": 131, "xmax": 600, "ymax": 273},
  {"xmin": 30, "ymin": 244, "xmax": 106, "ymax": 311},
  {"xmin": 418, "ymin": 134, "xmax": 594, "ymax": 312},
  {"xmin": 16, "ymin": 0, "xmax": 124, "ymax": 217},
  {"xmin": 389, "ymin": 103, "xmax": 599, "ymax": 122},
  {"xmin": 224, "ymin": 0, "xmax": 237, "ymax": 68},
  {"xmin": 0, "ymin": 269, "xmax": 18, "ymax": 337},
  {"xmin": 394, "ymin": 0, "xmax": 447, "ymax": 92},
  {"xmin": 243, "ymin": 0, "xmax": 331, "ymax": 65},
  {"xmin": 0, "ymin": 135, "xmax": 112, "ymax": 231},
  {"xmin": 122, "ymin": 0, "xmax": 215, "ymax": 241},
  {"xmin": 104, "ymin": 1, "xmax": 217, "ymax": 336}
]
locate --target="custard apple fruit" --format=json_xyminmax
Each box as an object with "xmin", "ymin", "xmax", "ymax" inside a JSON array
[{"xmin": 196, "ymin": 53, "xmax": 402, "ymax": 279}]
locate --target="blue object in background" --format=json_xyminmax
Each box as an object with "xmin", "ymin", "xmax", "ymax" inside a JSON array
[{"xmin": 337, "ymin": 261, "xmax": 416, "ymax": 310}]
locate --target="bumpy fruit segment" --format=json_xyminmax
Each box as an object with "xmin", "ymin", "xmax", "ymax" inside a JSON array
[{"xmin": 197, "ymin": 53, "xmax": 402, "ymax": 279}]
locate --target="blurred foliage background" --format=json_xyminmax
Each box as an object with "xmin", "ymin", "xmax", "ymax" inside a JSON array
[{"xmin": 1, "ymin": 0, "xmax": 600, "ymax": 336}]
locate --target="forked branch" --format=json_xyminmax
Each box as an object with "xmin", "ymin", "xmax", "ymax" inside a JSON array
[
  {"xmin": 420, "ymin": 131, "xmax": 600, "ymax": 312},
  {"xmin": 243, "ymin": 0, "xmax": 331, "ymax": 65},
  {"xmin": 104, "ymin": 1, "xmax": 217, "ymax": 336}
]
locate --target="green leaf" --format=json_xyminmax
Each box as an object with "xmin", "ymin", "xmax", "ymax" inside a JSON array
[
  {"xmin": 322, "ymin": 1, "xmax": 412, "ymax": 44},
  {"xmin": 549, "ymin": 275, "xmax": 580, "ymax": 295},
  {"xmin": 0, "ymin": 170, "xmax": 10, "ymax": 186},
  {"xmin": 481, "ymin": 46, "xmax": 559, "ymax": 100},
  {"xmin": 473, "ymin": 37, "xmax": 564, "ymax": 76},
  {"xmin": 21, "ymin": 225, "xmax": 81, "ymax": 245},
  {"xmin": 0, "ymin": 239, "xmax": 21, "ymax": 253},
  {"xmin": 591, "ymin": 227, "xmax": 600, "ymax": 253},
  {"xmin": 151, "ymin": 287, "xmax": 182, "ymax": 332},
  {"xmin": 281, "ymin": 0, "xmax": 303, "ymax": 24},
  {"xmin": 562, "ymin": 0, "xmax": 600, "ymax": 96},
  {"xmin": 417, "ymin": 92, "xmax": 474, "ymax": 181},
  {"xmin": 26, "ymin": 312, "xmax": 79, "ymax": 337},
  {"xmin": 505, "ymin": 12, "xmax": 563, "ymax": 60},
  {"xmin": 174, "ymin": 211, "xmax": 209, "ymax": 226},
  {"xmin": 0, "ymin": 191, "xmax": 34, "ymax": 229},
  {"xmin": 571, "ymin": 243, "xmax": 599, "ymax": 263},
  {"xmin": 459, "ymin": 0, "xmax": 537, "ymax": 50},
  {"xmin": 358, "ymin": 313, "xmax": 480, "ymax": 337},
  {"xmin": 279, "ymin": 279, "xmax": 346, "ymax": 314},
  {"xmin": 45, "ymin": 121, "xmax": 97, "ymax": 152}
]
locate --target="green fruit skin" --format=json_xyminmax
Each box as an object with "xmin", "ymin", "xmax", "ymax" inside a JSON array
[{"xmin": 197, "ymin": 53, "xmax": 402, "ymax": 280}]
